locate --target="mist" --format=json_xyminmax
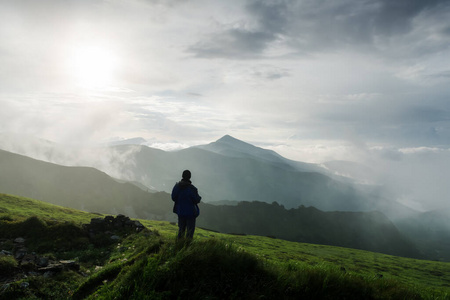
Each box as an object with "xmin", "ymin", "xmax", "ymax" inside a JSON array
[{"xmin": 1, "ymin": 132, "xmax": 449, "ymax": 217}]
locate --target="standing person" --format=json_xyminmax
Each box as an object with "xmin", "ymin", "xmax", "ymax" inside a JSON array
[{"xmin": 171, "ymin": 170, "xmax": 201, "ymax": 240}]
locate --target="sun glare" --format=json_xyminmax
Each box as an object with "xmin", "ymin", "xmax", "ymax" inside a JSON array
[{"xmin": 67, "ymin": 44, "xmax": 118, "ymax": 88}]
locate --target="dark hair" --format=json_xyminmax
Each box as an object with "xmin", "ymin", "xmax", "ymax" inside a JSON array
[{"xmin": 182, "ymin": 170, "xmax": 191, "ymax": 180}]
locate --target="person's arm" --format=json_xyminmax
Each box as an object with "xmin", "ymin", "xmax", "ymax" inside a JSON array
[
  {"xmin": 171, "ymin": 183, "xmax": 179, "ymax": 202},
  {"xmin": 191, "ymin": 185, "xmax": 201, "ymax": 204}
]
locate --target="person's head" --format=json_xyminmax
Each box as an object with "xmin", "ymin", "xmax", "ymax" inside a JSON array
[{"xmin": 182, "ymin": 170, "xmax": 191, "ymax": 180}]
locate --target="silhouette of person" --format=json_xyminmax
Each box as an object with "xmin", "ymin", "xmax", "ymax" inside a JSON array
[{"xmin": 171, "ymin": 170, "xmax": 201, "ymax": 240}]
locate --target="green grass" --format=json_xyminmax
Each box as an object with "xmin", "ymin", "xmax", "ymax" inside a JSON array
[
  {"xmin": 73, "ymin": 238, "xmax": 432, "ymax": 300},
  {"xmin": 141, "ymin": 219, "xmax": 450, "ymax": 293},
  {"xmin": 0, "ymin": 255, "xmax": 18, "ymax": 273},
  {"xmin": 1, "ymin": 193, "xmax": 450, "ymax": 299},
  {"xmin": 0, "ymin": 193, "xmax": 100, "ymax": 224}
]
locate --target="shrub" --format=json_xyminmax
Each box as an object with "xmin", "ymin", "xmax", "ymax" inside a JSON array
[{"xmin": 0, "ymin": 255, "xmax": 18, "ymax": 274}]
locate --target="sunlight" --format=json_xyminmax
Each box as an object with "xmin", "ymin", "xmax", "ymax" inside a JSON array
[{"xmin": 67, "ymin": 44, "xmax": 118, "ymax": 88}]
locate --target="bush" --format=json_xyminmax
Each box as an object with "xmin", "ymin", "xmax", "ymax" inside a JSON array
[{"xmin": 0, "ymin": 255, "xmax": 18, "ymax": 273}]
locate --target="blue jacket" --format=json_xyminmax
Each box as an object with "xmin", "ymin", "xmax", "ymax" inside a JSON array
[{"xmin": 171, "ymin": 179, "xmax": 201, "ymax": 217}]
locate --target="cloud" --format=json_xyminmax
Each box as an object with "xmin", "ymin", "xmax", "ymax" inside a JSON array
[
  {"xmin": 371, "ymin": 146, "xmax": 450, "ymax": 211},
  {"xmin": 188, "ymin": 0, "xmax": 450, "ymax": 61},
  {"xmin": 189, "ymin": 28, "xmax": 275, "ymax": 59}
]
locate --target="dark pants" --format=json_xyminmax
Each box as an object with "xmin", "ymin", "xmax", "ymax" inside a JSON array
[{"xmin": 178, "ymin": 216, "xmax": 196, "ymax": 239}]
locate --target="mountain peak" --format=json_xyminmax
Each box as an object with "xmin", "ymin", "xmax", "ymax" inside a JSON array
[
  {"xmin": 197, "ymin": 135, "xmax": 286, "ymax": 163},
  {"xmin": 214, "ymin": 135, "xmax": 257, "ymax": 150},
  {"xmin": 203, "ymin": 135, "xmax": 325, "ymax": 174},
  {"xmin": 216, "ymin": 135, "xmax": 241, "ymax": 143}
]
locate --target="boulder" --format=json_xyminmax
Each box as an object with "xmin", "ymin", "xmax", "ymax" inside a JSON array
[
  {"xmin": 15, "ymin": 249, "xmax": 27, "ymax": 260},
  {"xmin": 36, "ymin": 256, "xmax": 49, "ymax": 267},
  {"xmin": 14, "ymin": 237, "xmax": 25, "ymax": 244},
  {"xmin": 60, "ymin": 260, "xmax": 80, "ymax": 271}
]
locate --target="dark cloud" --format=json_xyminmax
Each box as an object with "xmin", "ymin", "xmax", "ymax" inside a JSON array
[
  {"xmin": 444, "ymin": 26, "xmax": 450, "ymax": 35},
  {"xmin": 245, "ymin": 0, "xmax": 290, "ymax": 34},
  {"xmin": 372, "ymin": 0, "xmax": 445, "ymax": 35},
  {"xmin": 188, "ymin": 0, "xmax": 289, "ymax": 59},
  {"xmin": 428, "ymin": 70, "xmax": 450, "ymax": 79},
  {"xmin": 188, "ymin": 0, "xmax": 450, "ymax": 59},
  {"xmin": 309, "ymin": 93, "xmax": 450, "ymax": 147},
  {"xmin": 188, "ymin": 28, "xmax": 275, "ymax": 59},
  {"xmin": 399, "ymin": 106, "xmax": 450, "ymax": 124}
]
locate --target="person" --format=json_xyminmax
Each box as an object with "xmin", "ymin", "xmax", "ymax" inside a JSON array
[{"xmin": 171, "ymin": 170, "xmax": 201, "ymax": 240}]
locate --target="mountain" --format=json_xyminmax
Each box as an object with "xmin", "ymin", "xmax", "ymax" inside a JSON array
[
  {"xmin": 0, "ymin": 149, "xmax": 173, "ymax": 221},
  {"xmin": 0, "ymin": 133, "xmax": 412, "ymax": 217},
  {"xmin": 99, "ymin": 136, "xmax": 411, "ymax": 219},
  {"xmin": 0, "ymin": 134, "xmax": 416, "ymax": 218},
  {"xmin": 196, "ymin": 135, "xmax": 323, "ymax": 173}
]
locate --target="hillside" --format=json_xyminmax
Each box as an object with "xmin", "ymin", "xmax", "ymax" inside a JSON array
[
  {"xmin": 198, "ymin": 201, "xmax": 421, "ymax": 258},
  {"xmin": 1, "ymin": 194, "xmax": 450, "ymax": 299},
  {"xmin": 0, "ymin": 149, "xmax": 172, "ymax": 220},
  {"xmin": 395, "ymin": 209, "xmax": 450, "ymax": 261}
]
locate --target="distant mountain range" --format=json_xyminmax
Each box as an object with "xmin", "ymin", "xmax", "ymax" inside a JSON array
[
  {"xmin": 96, "ymin": 135, "xmax": 412, "ymax": 220},
  {"xmin": 0, "ymin": 148, "xmax": 420, "ymax": 258},
  {"xmin": 0, "ymin": 133, "xmax": 405, "ymax": 216}
]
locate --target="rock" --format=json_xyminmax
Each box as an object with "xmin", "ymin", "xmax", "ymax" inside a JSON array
[
  {"xmin": 15, "ymin": 249, "xmax": 27, "ymax": 260},
  {"xmin": 21, "ymin": 254, "xmax": 36, "ymax": 268},
  {"xmin": 20, "ymin": 282, "xmax": 29, "ymax": 289},
  {"xmin": 104, "ymin": 216, "xmax": 115, "ymax": 223},
  {"xmin": 110, "ymin": 235, "xmax": 120, "ymax": 241},
  {"xmin": 88, "ymin": 229, "xmax": 96, "ymax": 239},
  {"xmin": 90, "ymin": 218, "xmax": 104, "ymax": 224},
  {"xmin": 14, "ymin": 237, "xmax": 25, "ymax": 244},
  {"xmin": 60, "ymin": 260, "xmax": 80, "ymax": 271},
  {"xmin": 134, "ymin": 221, "xmax": 145, "ymax": 232},
  {"xmin": 85, "ymin": 214, "xmax": 149, "ymax": 240},
  {"xmin": 1, "ymin": 250, "xmax": 12, "ymax": 256},
  {"xmin": 38, "ymin": 263, "xmax": 63, "ymax": 273},
  {"xmin": 36, "ymin": 257, "xmax": 49, "ymax": 267}
]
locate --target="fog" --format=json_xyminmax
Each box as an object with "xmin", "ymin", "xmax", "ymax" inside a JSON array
[{"xmin": 1, "ymin": 132, "xmax": 449, "ymax": 215}]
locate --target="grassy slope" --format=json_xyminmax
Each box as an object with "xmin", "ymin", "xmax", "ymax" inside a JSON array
[
  {"xmin": 0, "ymin": 193, "xmax": 100, "ymax": 224},
  {"xmin": 144, "ymin": 220, "xmax": 450, "ymax": 292},
  {"xmin": 1, "ymin": 193, "xmax": 450, "ymax": 299}
]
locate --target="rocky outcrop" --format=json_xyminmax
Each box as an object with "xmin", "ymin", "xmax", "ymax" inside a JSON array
[
  {"xmin": 83, "ymin": 214, "xmax": 146, "ymax": 241},
  {"xmin": 0, "ymin": 214, "xmax": 148, "ymax": 289}
]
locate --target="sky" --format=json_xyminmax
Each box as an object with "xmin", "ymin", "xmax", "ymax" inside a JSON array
[{"xmin": 1, "ymin": 0, "xmax": 450, "ymax": 211}]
